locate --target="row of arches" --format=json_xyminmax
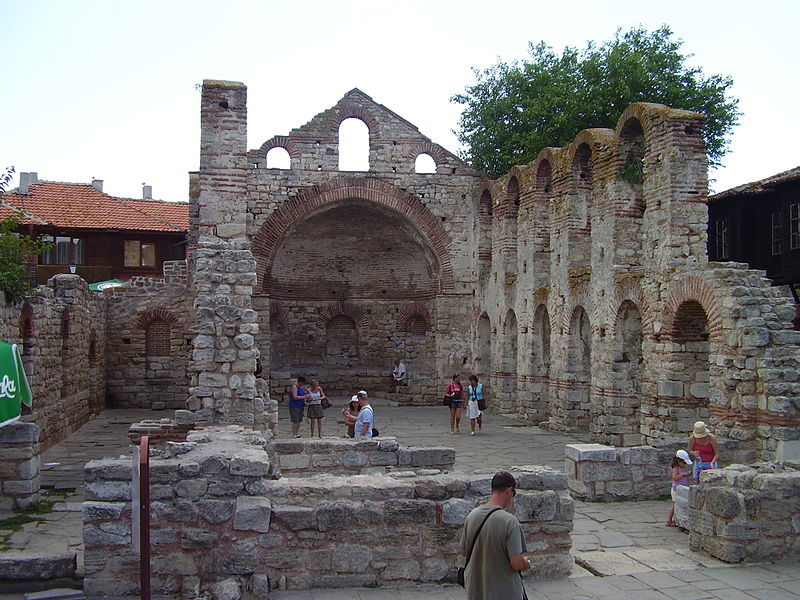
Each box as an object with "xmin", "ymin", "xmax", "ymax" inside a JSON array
[{"xmin": 477, "ymin": 295, "xmax": 712, "ymax": 444}]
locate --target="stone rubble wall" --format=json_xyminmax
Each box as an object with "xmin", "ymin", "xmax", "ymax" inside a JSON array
[
  {"xmin": 273, "ymin": 436, "xmax": 455, "ymax": 476},
  {"xmin": 83, "ymin": 427, "xmax": 573, "ymax": 597},
  {"xmin": 0, "ymin": 275, "xmax": 105, "ymax": 451},
  {"xmin": 105, "ymin": 260, "xmax": 192, "ymax": 410},
  {"xmin": 688, "ymin": 463, "xmax": 800, "ymax": 563},
  {"xmin": 0, "ymin": 422, "xmax": 40, "ymax": 510}
]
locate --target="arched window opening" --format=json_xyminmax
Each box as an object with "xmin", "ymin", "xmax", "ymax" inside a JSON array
[
  {"xmin": 325, "ymin": 315, "xmax": 359, "ymax": 363},
  {"xmin": 407, "ymin": 314, "xmax": 429, "ymax": 335},
  {"xmin": 478, "ymin": 191, "xmax": 493, "ymax": 265},
  {"xmin": 498, "ymin": 310, "xmax": 518, "ymax": 414},
  {"xmin": 266, "ymin": 147, "xmax": 291, "ymax": 169},
  {"xmin": 414, "ymin": 153, "xmax": 436, "ymax": 174},
  {"xmin": 567, "ymin": 307, "xmax": 592, "ymax": 431},
  {"xmin": 476, "ymin": 314, "xmax": 491, "ymax": 378},
  {"xmin": 507, "ymin": 176, "xmax": 520, "ymax": 209},
  {"xmin": 536, "ymin": 161, "xmax": 552, "ymax": 194},
  {"xmin": 145, "ymin": 319, "xmax": 171, "ymax": 357},
  {"xmin": 338, "ymin": 118, "xmax": 369, "ymax": 171},
  {"xmin": 619, "ymin": 118, "xmax": 645, "ymax": 185},
  {"xmin": 574, "ymin": 143, "xmax": 592, "ymax": 184}
]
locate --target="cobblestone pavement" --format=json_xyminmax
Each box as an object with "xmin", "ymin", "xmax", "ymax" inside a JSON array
[{"xmin": 2, "ymin": 402, "xmax": 799, "ymax": 599}]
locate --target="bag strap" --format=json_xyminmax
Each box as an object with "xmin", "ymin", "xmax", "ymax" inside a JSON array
[{"xmin": 464, "ymin": 507, "xmax": 502, "ymax": 569}]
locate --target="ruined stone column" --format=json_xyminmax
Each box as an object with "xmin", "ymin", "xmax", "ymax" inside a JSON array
[{"xmin": 187, "ymin": 80, "xmax": 262, "ymax": 427}]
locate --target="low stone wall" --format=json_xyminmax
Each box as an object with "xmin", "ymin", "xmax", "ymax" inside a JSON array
[
  {"xmin": 565, "ymin": 443, "xmax": 674, "ymax": 500},
  {"xmin": 688, "ymin": 463, "xmax": 800, "ymax": 563},
  {"xmin": 83, "ymin": 427, "xmax": 573, "ymax": 598},
  {"xmin": 0, "ymin": 422, "xmax": 40, "ymax": 510},
  {"xmin": 565, "ymin": 438, "xmax": 751, "ymax": 501},
  {"xmin": 274, "ymin": 436, "xmax": 455, "ymax": 476}
]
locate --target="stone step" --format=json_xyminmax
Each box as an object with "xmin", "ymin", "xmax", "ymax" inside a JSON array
[{"xmin": 25, "ymin": 589, "xmax": 86, "ymax": 600}]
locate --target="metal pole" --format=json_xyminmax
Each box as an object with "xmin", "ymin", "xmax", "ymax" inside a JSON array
[{"xmin": 140, "ymin": 435, "xmax": 150, "ymax": 600}]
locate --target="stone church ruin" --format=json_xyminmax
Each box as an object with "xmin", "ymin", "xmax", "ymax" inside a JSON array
[{"xmin": 2, "ymin": 79, "xmax": 799, "ymax": 595}]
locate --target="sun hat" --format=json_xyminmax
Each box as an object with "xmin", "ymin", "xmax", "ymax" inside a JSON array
[
  {"xmin": 692, "ymin": 421, "xmax": 710, "ymax": 438},
  {"xmin": 350, "ymin": 395, "xmax": 359, "ymax": 403},
  {"xmin": 675, "ymin": 449, "xmax": 693, "ymax": 465}
]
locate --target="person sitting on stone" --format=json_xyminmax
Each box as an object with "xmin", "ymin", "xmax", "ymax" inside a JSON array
[{"xmin": 389, "ymin": 358, "xmax": 407, "ymax": 392}]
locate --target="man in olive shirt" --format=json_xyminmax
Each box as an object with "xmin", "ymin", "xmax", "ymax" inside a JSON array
[{"xmin": 459, "ymin": 471, "xmax": 530, "ymax": 600}]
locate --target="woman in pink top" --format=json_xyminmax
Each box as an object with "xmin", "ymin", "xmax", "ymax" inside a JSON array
[
  {"xmin": 688, "ymin": 421, "xmax": 719, "ymax": 481},
  {"xmin": 667, "ymin": 450, "xmax": 692, "ymax": 527}
]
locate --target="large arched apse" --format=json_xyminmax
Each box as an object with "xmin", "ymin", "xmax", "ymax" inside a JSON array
[{"xmin": 259, "ymin": 199, "xmax": 444, "ymax": 396}]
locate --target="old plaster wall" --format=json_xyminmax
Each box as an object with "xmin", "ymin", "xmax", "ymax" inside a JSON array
[
  {"xmin": 105, "ymin": 261, "xmax": 192, "ymax": 409},
  {"xmin": 0, "ymin": 275, "xmax": 105, "ymax": 451}
]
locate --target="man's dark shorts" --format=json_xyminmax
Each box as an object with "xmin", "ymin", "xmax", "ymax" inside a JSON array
[{"xmin": 290, "ymin": 406, "xmax": 304, "ymax": 423}]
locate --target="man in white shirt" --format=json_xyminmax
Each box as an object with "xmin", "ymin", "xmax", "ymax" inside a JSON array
[
  {"xmin": 354, "ymin": 390, "xmax": 374, "ymax": 438},
  {"xmin": 389, "ymin": 359, "xmax": 407, "ymax": 392}
]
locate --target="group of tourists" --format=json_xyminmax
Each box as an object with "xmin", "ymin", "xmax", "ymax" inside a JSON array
[
  {"xmin": 288, "ymin": 376, "xmax": 375, "ymax": 439},
  {"xmin": 444, "ymin": 373, "xmax": 486, "ymax": 435}
]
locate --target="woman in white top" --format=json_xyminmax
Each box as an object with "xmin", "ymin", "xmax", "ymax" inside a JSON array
[
  {"xmin": 306, "ymin": 379, "xmax": 327, "ymax": 438},
  {"xmin": 467, "ymin": 375, "xmax": 485, "ymax": 436}
]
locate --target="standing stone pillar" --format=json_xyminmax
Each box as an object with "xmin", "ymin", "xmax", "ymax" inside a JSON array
[{"xmin": 187, "ymin": 80, "xmax": 262, "ymax": 427}]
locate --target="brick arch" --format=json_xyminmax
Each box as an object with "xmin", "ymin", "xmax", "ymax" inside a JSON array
[
  {"xmin": 604, "ymin": 282, "xmax": 654, "ymax": 339},
  {"xmin": 256, "ymin": 136, "xmax": 301, "ymax": 161},
  {"xmin": 397, "ymin": 302, "xmax": 432, "ymax": 333},
  {"xmin": 269, "ymin": 301, "xmax": 290, "ymax": 329},
  {"xmin": 567, "ymin": 128, "xmax": 616, "ymax": 163},
  {"xmin": 560, "ymin": 287, "xmax": 595, "ymax": 336},
  {"xmin": 317, "ymin": 302, "xmax": 368, "ymax": 330},
  {"xmin": 329, "ymin": 107, "xmax": 380, "ymax": 137},
  {"xmin": 136, "ymin": 308, "xmax": 178, "ymax": 328},
  {"xmin": 407, "ymin": 141, "xmax": 450, "ymax": 169},
  {"xmin": 252, "ymin": 178, "xmax": 455, "ymax": 292},
  {"xmin": 663, "ymin": 276, "xmax": 723, "ymax": 342}
]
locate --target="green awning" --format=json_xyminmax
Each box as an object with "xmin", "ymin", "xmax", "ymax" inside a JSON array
[{"xmin": 88, "ymin": 279, "xmax": 127, "ymax": 292}]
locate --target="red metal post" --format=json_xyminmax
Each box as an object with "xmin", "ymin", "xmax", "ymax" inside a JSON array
[{"xmin": 140, "ymin": 436, "xmax": 151, "ymax": 600}]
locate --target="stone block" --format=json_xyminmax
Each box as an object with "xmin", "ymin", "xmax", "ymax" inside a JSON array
[
  {"xmin": 688, "ymin": 508, "xmax": 715, "ymax": 536},
  {"xmin": 83, "ymin": 524, "xmax": 130, "ymax": 547},
  {"xmin": 606, "ymin": 480, "xmax": 634, "ymax": 497},
  {"xmin": 83, "ymin": 578, "xmax": 139, "ymax": 597},
  {"xmin": 705, "ymin": 488, "xmax": 741, "ymax": 519},
  {"xmin": 197, "ymin": 498, "xmax": 235, "ymax": 524},
  {"xmin": 176, "ymin": 478, "xmax": 209, "ymax": 500},
  {"xmin": 413, "ymin": 480, "xmax": 448, "ymax": 500},
  {"xmin": 234, "ymin": 495, "xmax": 272, "ymax": 532},
  {"xmin": 82, "ymin": 501, "xmax": 125, "ymax": 521},
  {"xmin": 441, "ymin": 498, "xmax": 473, "ymax": 525},
  {"xmin": 717, "ymin": 520, "xmax": 760, "ymax": 540},
  {"xmin": 279, "ymin": 453, "xmax": 310, "ymax": 470},
  {"xmin": 330, "ymin": 544, "xmax": 372, "ymax": 574},
  {"xmin": 317, "ymin": 501, "xmax": 353, "ymax": 531},
  {"xmin": 0, "ymin": 552, "xmax": 76, "ymax": 579},
  {"xmin": 408, "ymin": 447, "xmax": 455, "ymax": 466},
  {"xmin": 564, "ymin": 444, "xmax": 618, "ymax": 462},
  {"xmin": 210, "ymin": 577, "xmax": 241, "ymax": 600},
  {"xmin": 152, "ymin": 552, "xmax": 198, "ymax": 575},
  {"xmin": 515, "ymin": 491, "xmax": 558, "ymax": 522},
  {"xmin": 384, "ymin": 499, "xmax": 436, "ymax": 524},
  {"xmin": 698, "ymin": 536, "xmax": 746, "ymax": 563},
  {"xmin": 368, "ymin": 451, "xmax": 398, "ymax": 466},
  {"xmin": 85, "ymin": 480, "xmax": 131, "ymax": 501},
  {"xmin": 272, "ymin": 505, "xmax": 316, "ymax": 530},
  {"xmin": 230, "ymin": 448, "xmax": 271, "ymax": 476},
  {"xmin": 251, "ymin": 573, "xmax": 271, "ymax": 599},
  {"xmin": 515, "ymin": 466, "xmax": 568, "ymax": 490},
  {"xmin": 180, "ymin": 528, "xmax": 219, "ymax": 549},
  {"xmin": 382, "ymin": 559, "xmax": 421, "ymax": 580},
  {"xmin": 577, "ymin": 462, "xmax": 630, "ymax": 483},
  {"xmin": 0, "ymin": 422, "xmax": 39, "ymax": 444},
  {"xmin": 658, "ymin": 381, "xmax": 684, "ymax": 398},
  {"xmin": 223, "ymin": 543, "xmax": 261, "ymax": 574},
  {"xmin": 342, "ymin": 451, "xmax": 368, "ymax": 467},
  {"xmin": 619, "ymin": 446, "xmax": 659, "ymax": 465}
]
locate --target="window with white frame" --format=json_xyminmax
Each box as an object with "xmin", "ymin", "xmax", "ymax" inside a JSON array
[{"xmin": 40, "ymin": 235, "xmax": 84, "ymax": 265}]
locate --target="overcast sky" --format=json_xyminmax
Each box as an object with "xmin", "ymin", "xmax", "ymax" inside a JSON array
[{"xmin": 1, "ymin": 0, "xmax": 797, "ymax": 202}]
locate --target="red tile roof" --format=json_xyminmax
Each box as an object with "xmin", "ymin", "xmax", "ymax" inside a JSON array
[{"xmin": 2, "ymin": 182, "xmax": 188, "ymax": 232}]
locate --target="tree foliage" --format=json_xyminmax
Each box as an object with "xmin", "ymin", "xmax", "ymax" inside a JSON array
[
  {"xmin": 0, "ymin": 217, "xmax": 51, "ymax": 304},
  {"xmin": 451, "ymin": 26, "xmax": 740, "ymax": 178}
]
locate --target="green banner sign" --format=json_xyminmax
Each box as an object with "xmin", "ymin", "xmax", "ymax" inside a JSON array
[{"xmin": 0, "ymin": 342, "xmax": 32, "ymax": 427}]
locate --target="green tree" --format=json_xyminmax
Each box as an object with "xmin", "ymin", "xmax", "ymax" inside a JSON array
[
  {"xmin": 0, "ymin": 216, "xmax": 51, "ymax": 303},
  {"xmin": 451, "ymin": 26, "xmax": 740, "ymax": 178}
]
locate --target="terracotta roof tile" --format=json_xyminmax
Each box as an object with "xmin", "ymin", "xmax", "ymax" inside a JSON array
[
  {"xmin": 2, "ymin": 182, "xmax": 188, "ymax": 232},
  {"xmin": 0, "ymin": 200, "xmax": 44, "ymax": 226}
]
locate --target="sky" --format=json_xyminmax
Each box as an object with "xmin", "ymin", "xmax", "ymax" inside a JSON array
[{"xmin": 0, "ymin": 0, "xmax": 798, "ymax": 202}]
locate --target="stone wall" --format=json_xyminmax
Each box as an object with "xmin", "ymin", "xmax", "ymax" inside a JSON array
[
  {"xmin": 688, "ymin": 463, "xmax": 800, "ymax": 562},
  {"xmin": 565, "ymin": 439, "xmax": 751, "ymax": 501},
  {"xmin": 83, "ymin": 427, "xmax": 573, "ymax": 597},
  {"xmin": 105, "ymin": 261, "xmax": 192, "ymax": 410},
  {"xmin": 0, "ymin": 275, "xmax": 105, "ymax": 451},
  {"xmin": 273, "ymin": 436, "xmax": 454, "ymax": 476},
  {"xmin": 0, "ymin": 422, "xmax": 40, "ymax": 510}
]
